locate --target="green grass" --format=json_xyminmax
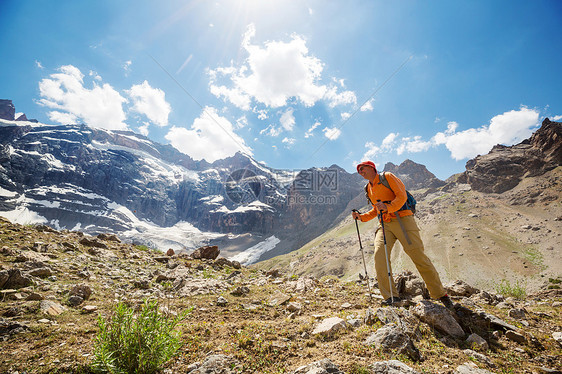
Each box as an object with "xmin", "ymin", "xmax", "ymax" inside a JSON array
[
  {"xmin": 493, "ymin": 279, "xmax": 527, "ymax": 300},
  {"xmin": 91, "ymin": 299, "xmax": 191, "ymax": 374}
]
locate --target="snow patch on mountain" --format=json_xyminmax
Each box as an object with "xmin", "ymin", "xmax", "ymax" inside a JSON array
[
  {"xmin": 229, "ymin": 235, "xmax": 281, "ymax": 265},
  {"xmin": 0, "ymin": 206, "xmax": 48, "ymax": 225}
]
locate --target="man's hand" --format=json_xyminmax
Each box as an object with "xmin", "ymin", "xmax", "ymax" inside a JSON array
[
  {"xmin": 375, "ymin": 201, "xmax": 388, "ymax": 212},
  {"xmin": 352, "ymin": 210, "xmax": 361, "ymax": 220}
]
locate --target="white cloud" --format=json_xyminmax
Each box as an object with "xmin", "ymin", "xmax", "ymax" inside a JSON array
[
  {"xmin": 381, "ymin": 132, "xmax": 398, "ymax": 151},
  {"xmin": 235, "ymin": 116, "xmax": 248, "ymax": 129},
  {"xmin": 165, "ymin": 106, "xmax": 252, "ymax": 163},
  {"xmin": 341, "ymin": 112, "xmax": 351, "ymax": 120},
  {"xmin": 432, "ymin": 107, "xmax": 539, "ymax": 160},
  {"xmin": 323, "ymin": 127, "xmax": 341, "ymax": 140},
  {"xmin": 38, "ymin": 65, "xmax": 128, "ymax": 130},
  {"xmin": 551, "ymin": 115, "xmax": 562, "ymax": 121},
  {"xmin": 363, "ymin": 141, "xmax": 380, "ymax": 160},
  {"xmin": 47, "ymin": 111, "xmax": 78, "ymax": 124},
  {"xmin": 396, "ymin": 136, "xmax": 433, "ymax": 155},
  {"xmin": 304, "ymin": 121, "xmax": 321, "ymax": 138},
  {"xmin": 138, "ymin": 123, "xmax": 150, "ymax": 136},
  {"xmin": 35, "ymin": 60, "xmax": 44, "ymax": 69},
  {"xmin": 254, "ymin": 108, "xmax": 268, "ymax": 120},
  {"xmin": 123, "ymin": 60, "xmax": 132, "ymax": 73},
  {"xmin": 360, "ymin": 98, "xmax": 375, "ymax": 112},
  {"xmin": 209, "ymin": 24, "xmax": 354, "ymax": 110},
  {"xmin": 324, "ymin": 85, "xmax": 357, "ymax": 108},
  {"xmin": 126, "ymin": 80, "xmax": 171, "ymax": 127},
  {"xmin": 279, "ymin": 108, "xmax": 295, "ymax": 131},
  {"xmin": 282, "ymin": 137, "xmax": 295, "ymax": 146},
  {"xmin": 259, "ymin": 124, "xmax": 282, "ymax": 137}
]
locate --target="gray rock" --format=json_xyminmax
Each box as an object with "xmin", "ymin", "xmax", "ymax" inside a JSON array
[
  {"xmin": 40, "ymin": 300, "xmax": 66, "ymax": 316},
  {"xmin": 69, "ymin": 284, "xmax": 92, "ymax": 300},
  {"xmin": 412, "ymin": 300, "xmax": 465, "ymax": 339},
  {"xmin": 0, "ymin": 318, "xmax": 30, "ymax": 336},
  {"xmin": 311, "ymin": 317, "xmax": 348, "ymax": 337},
  {"xmin": 27, "ymin": 267, "xmax": 53, "ymax": 278},
  {"xmin": 79, "ymin": 237, "xmax": 108, "ymax": 249},
  {"xmin": 230, "ymin": 286, "xmax": 250, "ymax": 296},
  {"xmin": 466, "ymin": 333, "xmax": 489, "ymax": 351},
  {"xmin": 365, "ymin": 324, "xmax": 421, "ymax": 361},
  {"xmin": 463, "ymin": 349, "xmax": 495, "ymax": 367},
  {"xmin": 267, "ymin": 291, "xmax": 291, "ymax": 306},
  {"xmin": 68, "ymin": 295, "xmax": 84, "ymax": 306},
  {"xmin": 292, "ymin": 358, "xmax": 344, "ymax": 374},
  {"xmin": 505, "ymin": 330, "xmax": 526, "ymax": 344},
  {"xmin": 369, "ymin": 360, "xmax": 421, "ymax": 373},
  {"xmin": 216, "ymin": 296, "xmax": 228, "ymax": 306},
  {"xmin": 189, "ymin": 354, "xmax": 239, "ymax": 374},
  {"xmin": 446, "ymin": 280, "xmax": 479, "ymax": 297},
  {"xmin": 553, "ymin": 331, "xmax": 562, "ymax": 345},
  {"xmin": 508, "ymin": 308, "xmax": 526, "ymax": 319},
  {"xmin": 364, "ymin": 307, "xmax": 376, "ymax": 325},
  {"xmin": 454, "ymin": 362, "xmax": 496, "ymax": 373},
  {"xmin": 1, "ymin": 269, "xmax": 33, "ymax": 289},
  {"xmin": 476, "ymin": 310, "xmax": 519, "ymax": 332}
]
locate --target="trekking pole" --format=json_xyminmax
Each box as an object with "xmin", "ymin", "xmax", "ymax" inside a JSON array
[
  {"xmin": 352, "ymin": 209, "xmax": 372, "ymax": 301},
  {"xmin": 377, "ymin": 200, "xmax": 395, "ymax": 304}
]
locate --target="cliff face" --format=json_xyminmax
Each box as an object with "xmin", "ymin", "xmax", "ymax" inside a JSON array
[{"xmin": 460, "ymin": 118, "xmax": 561, "ymax": 193}]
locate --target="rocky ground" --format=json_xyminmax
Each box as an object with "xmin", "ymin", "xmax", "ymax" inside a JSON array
[{"xmin": 1, "ymin": 217, "xmax": 561, "ymax": 374}]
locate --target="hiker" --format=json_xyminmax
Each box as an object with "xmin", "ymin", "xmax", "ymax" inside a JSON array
[{"xmin": 352, "ymin": 160, "xmax": 453, "ymax": 308}]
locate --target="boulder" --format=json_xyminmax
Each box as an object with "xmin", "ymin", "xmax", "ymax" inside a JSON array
[
  {"xmin": 40, "ymin": 300, "xmax": 66, "ymax": 316},
  {"xmin": 1, "ymin": 269, "xmax": 33, "ymax": 289},
  {"xmin": 311, "ymin": 317, "xmax": 348, "ymax": 337},
  {"xmin": 466, "ymin": 333, "xmax": 489, "ymax": 351},
  {"xmin": 365, "ymin": 323, "xmax": 421, "ymax": 361},
  {"xmin": 446, "ymin": 280, "xmax": 479, "ymax": 297},
  {"xmin": 192, "ymin": 245, "xmax": 220, "ymax": 260},
  {"xmin": 412, "ymin": 300, "xmax": 465, "ymax": 339},
  {"xmin": 69, "ymin": 284, "xmax": 92, "ymax": 300}
]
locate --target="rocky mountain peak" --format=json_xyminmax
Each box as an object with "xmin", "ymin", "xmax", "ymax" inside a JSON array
[
  {"xmin": 382, "ymin": 159, "xmax": 446, "ymax": 190},
  {"xmin": 0, "ymin": 99, "xmax": 37, "ymax": 122},
  {"xmin": 0, "ymin": 99, "xmax": 15, "ymax": 120},
  {"xmin": 530, "ymin": 117, "xmax": 562, "ymax": 164},
  {"xmin": 461, "ymin": 118, "xmax": 561, "ymax": 193}
]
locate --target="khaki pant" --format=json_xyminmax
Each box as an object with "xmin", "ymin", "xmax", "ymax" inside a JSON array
[{"xmin": 374, "ymin": 215, "xmax": 446, "ymax": 300}]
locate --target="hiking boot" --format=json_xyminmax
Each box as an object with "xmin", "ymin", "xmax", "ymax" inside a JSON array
[
  {"xmin": 440, "ymin": 295, "xmax": 454, "ymax": 309},
  {"xmin": 381, "ymin": 296, "xmax": 402, "ymax": 306}
]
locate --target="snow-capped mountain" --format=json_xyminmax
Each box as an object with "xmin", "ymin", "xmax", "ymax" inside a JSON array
[{"xmin": 0, "ymin": 101, "xmax": 366, "ymax": 262}]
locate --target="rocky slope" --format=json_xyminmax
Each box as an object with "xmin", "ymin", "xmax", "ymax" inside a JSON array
[
  {"xmin": 0, "ymin": 217, "xmax": 560, "ymax": 373},
  {"xmin": 459, "ymin": 118, "xmax": 561, "ymax": 193}
]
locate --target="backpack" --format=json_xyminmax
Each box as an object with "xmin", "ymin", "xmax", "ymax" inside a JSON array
[{"xmin": 364, "ymin": 172, "xmax": 417, "ymax": 214}]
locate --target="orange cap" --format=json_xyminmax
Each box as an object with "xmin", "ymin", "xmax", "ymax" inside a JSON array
[{"xmin": 356, "ymin": 160, "xmax": 377, "ymax": 173}]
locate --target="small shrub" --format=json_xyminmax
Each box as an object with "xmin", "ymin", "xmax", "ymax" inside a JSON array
[
  {"xmin": 91, "ymin": 299, "xmax": 191, "ymax": 374},
  {"xmin": 494, "ymin": 279, "xmax": 527, "ymax": 300}
]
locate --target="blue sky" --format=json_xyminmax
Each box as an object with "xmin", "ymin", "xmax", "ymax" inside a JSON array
[{"xmin": 1, "ymin": 0, "xmax": 561, "ymax": 180}]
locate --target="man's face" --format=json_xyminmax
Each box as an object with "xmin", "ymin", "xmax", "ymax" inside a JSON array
[{"xmin": 358, "ymin": 165, "xmax": 376, "ymax": 180}]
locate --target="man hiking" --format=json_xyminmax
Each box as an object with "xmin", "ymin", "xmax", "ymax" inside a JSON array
[{"xmin": 352, "ymin": 160, "xmax": 453, "ymax": 308}]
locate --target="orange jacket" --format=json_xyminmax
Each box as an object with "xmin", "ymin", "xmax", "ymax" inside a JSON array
[{"xmin": 359, "ymin": 172, "xmax": 413, "ymax": 223}]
